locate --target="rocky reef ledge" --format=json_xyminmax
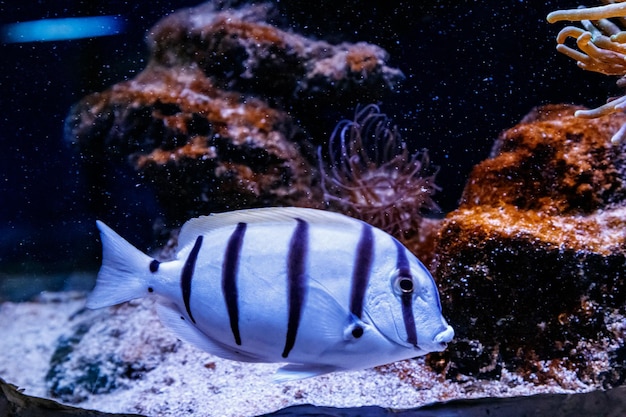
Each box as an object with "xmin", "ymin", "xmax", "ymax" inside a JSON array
[{"xmin": 432, "ymin": 104, "xmax": 626, "ymax": 387}]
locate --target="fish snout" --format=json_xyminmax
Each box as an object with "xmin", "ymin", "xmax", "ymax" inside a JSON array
[{"xmin": 433, "ymin": 325, "xmax": 454, "ymax": 349}]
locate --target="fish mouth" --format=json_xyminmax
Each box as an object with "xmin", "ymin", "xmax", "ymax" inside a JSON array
[
  {"xmin": 397, "ymin": 324, "xmax": 454, "ymax": 352},
  {"xmin": 432, "ymin": 325, "xmax": 455, "ymax": 350}
]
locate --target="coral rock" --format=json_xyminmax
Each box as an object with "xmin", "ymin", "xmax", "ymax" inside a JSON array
[
  {"xmin": 65, "ymin": 1, "xmax": 403, "ymax": 230},
  {"xmin": 462, "ymin": 104, "xmax": 626, "ymax": 214},
  {"xmin": 67, "ymin": 65, "xmax": 315, "ymax": 227},
  {"xmin": 146, "ymin": 2, "xmax": 404, "ymax": 103},
  {"xmin": 432, "ymin": 104, "xmax": 626, "ymax": 387}
]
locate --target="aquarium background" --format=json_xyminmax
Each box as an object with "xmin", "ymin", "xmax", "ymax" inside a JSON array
[{"xmin": 0, "ymin": 0, "xmax": 613, "ymax": 296}]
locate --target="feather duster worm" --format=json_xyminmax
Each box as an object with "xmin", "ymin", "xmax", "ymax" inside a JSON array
[{"xmin": 319, "ymin": 104, "xmax": 440, "ymax": 239}]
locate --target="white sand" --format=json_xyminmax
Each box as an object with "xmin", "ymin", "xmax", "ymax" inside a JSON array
[{"xmin": 0, "ymin": 291, "xmax": 595, "ymax": 417}]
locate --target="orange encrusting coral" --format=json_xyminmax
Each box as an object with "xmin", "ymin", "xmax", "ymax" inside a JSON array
[
  {"xmin": 461, "ymin": 104, "xmax": 626, "ymax": 215},
  {"xmin": 210, "ymin": 17, "xmax": 287, "ymax": 46},
  {"xmin": 444, "ymin": 205, "xmax": 626, "ymax": 257},
  {"xmin": 136, "ymin": 137, "xmax": 217, "ymax": 166},
  {"xmin": 345, "ymin": 43, "xmax": 385, "ymax": 73}
]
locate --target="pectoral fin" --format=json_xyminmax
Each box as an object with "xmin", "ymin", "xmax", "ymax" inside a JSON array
[
  {"xmin": 273, "ymin": 364, "xmax": 340, "ymax": 383},
  {"xmin": 305, "ymin": 281, "xmax": 370, "ymax": 345}
]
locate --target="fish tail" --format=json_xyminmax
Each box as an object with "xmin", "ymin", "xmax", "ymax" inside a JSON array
[{"xmin": 86, "ymin": 220, "xmax": 153, "ymax": 309}]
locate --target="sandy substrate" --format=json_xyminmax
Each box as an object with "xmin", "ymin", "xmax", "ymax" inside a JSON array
[{"xmin": 0, "ymin": 291, "xmax": 596, "ymax": 417}]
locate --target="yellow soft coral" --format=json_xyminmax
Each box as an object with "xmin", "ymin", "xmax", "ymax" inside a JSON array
[{"xmin": 548, "ymin": 0, "xmax": 626, "ymax": 143}]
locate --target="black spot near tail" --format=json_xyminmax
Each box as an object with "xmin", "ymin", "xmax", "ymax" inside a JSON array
[{"xmin": 149, "ymin": 259, "xmax": 160, "ymax": 273}]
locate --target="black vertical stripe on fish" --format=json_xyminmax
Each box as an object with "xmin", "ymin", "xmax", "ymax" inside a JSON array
[
  {"xmin": 394, "ymin": 238, "xmax": 418, "ymax": 347},
  {"xmin": 222, "ymin": 222, "xmax": 247, "ymax": 346},
  {"xmin": 401, "ymin": 292, "xmax": 418, "ymax": 347},
  {"xmin": 282, "ymin": 218, "xmax": 309, "ymax": 358},
  {"xmin": 349, "ymin": 223, "xmax": 374, "ymax": 319},
  {"xmin": 181, "ymin": 235, "xmax": 203, "ymax": 324},
  {"xmin": 394, "ymin": 238, "xmax": 411, "ymax": 277}
]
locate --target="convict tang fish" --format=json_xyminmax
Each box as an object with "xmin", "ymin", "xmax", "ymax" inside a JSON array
[{"xmin": 87, "ymin": 207, "xmax": 454, "ymax": 382}]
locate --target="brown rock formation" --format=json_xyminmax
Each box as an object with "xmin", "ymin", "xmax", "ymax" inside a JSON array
[
  {"xmin": 65, "ymin": 1, "xmax": 404, "ymax": 231},
  {"xmin": 432, "ymin": 104, "xmax": 626, "ymax": 387},
  {"xmin": 462, "ymin": 104, "xmax": 626, "ymax": 214}
]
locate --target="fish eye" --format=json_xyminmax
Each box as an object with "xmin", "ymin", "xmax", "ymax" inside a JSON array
[{"xmin": 395, "ymin": 275, "xmax": 414, "ymax": 294}]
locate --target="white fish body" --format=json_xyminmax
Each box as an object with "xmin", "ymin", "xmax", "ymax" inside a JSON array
[{"xmin": 87, "ymin": 207, "xmax": 454, "ymax": 382}]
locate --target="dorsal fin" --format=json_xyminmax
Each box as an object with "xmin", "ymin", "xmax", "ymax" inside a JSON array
[{"xmin": 177, "ymin": 207, "xmax": 364, "ymax": 249}]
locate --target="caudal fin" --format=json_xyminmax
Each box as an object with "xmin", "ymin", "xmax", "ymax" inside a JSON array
[{"xmin": 86, "ymin": 220, "xmax": 153, "ymax": 309}]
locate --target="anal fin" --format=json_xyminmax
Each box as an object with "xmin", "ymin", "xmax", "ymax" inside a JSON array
[{"xmin": 273, "ymin": 364, "xmax": 340, "ymax": 383}]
